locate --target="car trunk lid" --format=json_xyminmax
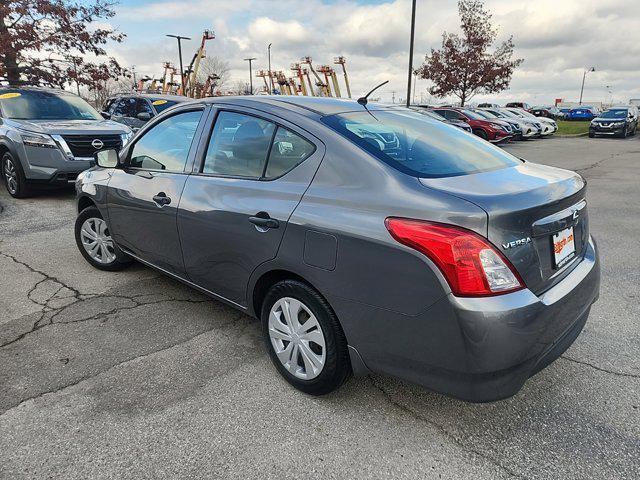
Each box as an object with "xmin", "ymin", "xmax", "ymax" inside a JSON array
[{"xmin": 420, "ymin": 162, "xmax": 589, "ymax": 295}]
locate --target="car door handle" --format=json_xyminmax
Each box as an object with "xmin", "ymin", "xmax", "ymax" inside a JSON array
[
  {"xmin": 248, "ymin": 215, "xmax": 279, "ymax": 230},
  {"xmin": 152, "ymin": 192, "xmax": 171, "ymax": 206}
]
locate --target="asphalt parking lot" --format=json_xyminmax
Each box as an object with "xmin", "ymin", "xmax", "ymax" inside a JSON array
[{"xmin": 1, "ymin": 136, "xmax": 639, "ymax": 480}]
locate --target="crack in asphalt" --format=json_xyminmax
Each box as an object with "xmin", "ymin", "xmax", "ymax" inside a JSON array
[
  {"xmin": 560, "ymin": 355, "xmax": 640, "ymax": 379},
  {"xmin": 0, "ymin": 312, "xmax": 248, "ymax": 418},
  {"xmin": 574, "ymin": 149, "xmax": 637, "ymax": 176},
  {"xmin": 0, "ymin": 250, "xmax": 83, "ymax": 300},
  {"xmin": 0, "ymin": 249, "xmax": 215, "ymax": 349},
  {"xmin": 368, "ymin": 377, "xmax": 528, "ymax": 480}
]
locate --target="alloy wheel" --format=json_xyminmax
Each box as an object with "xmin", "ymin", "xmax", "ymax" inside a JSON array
[
  {"xmin": 3, "ymin": 158, "xmax": 18, "ymax": 195},
  {"xmin": 79, "ymin": 217, "xmax": 116, "ymax": 264},
  {"xmin": 268, "ymin": 297, "xmax": 327, "ymax": 380}
]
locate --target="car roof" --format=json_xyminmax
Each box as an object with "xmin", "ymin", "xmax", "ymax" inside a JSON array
[
  {"xmin": 200, "ymin": 95, "xmax": 395, "ymax": 117},
  {"xmin": 0, "ymin": 85, "xmax": 74, "ymax": 96},
  {"xmin": 109, "ymin": 93, "xmax": 190, "ymax": 102}
]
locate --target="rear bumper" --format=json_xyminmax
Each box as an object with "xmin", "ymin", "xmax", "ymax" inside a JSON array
[{"xmin": 342, "ymin": 236, "xmax": 600, "ymax": 402}]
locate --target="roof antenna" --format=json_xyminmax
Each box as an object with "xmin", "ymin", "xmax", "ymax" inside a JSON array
[{"xmin": 357, "ymin": 80, "xmax": 389, "ymax": 106}]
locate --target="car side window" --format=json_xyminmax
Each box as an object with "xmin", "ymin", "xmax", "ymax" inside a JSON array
[
  {"xmin": 265, "ymin": 127, "xmax": 315, "ymax": 179},
  {"xmin": 129, "ymin": 110, "xmax": 203, "ymax": 172},
  {"xmin": 202, "ymin": 111, "xmax": 276, "ymax": 178},
  {"xmin": 136, "ymin": 99, "xmax": 154, "ymax": 116},
  {"xmin": 113, "ymin": 98, "xmax": 136, "ymax": 117}
]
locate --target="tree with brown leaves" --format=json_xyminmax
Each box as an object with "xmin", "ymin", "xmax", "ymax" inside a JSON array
[
  {"xmin": 0, "ymin": 0, "xmax": 126, "ymax": 89},
  {"xmin": 416, "ymin": 0, "xmax": 523, "ymax": 106}
]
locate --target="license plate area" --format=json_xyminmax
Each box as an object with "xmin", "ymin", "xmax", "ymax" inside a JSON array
[{"xmin": 553, "ymin": 226, "xmax": 576, "ymax": 268}]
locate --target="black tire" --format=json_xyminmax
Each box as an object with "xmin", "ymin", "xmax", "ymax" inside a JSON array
[
  {"xmin": 473, "ymin": 128, "xmax": 488, "ymax": 140},
  {"xmin": 74, "ymin": 206, "xmax": 133, "ymax": 271},
  {"xmin": 261, "ymin": 280, "xmax": 352, "ymax": 395},
  {"xmin": 1, "ymin": 152, "xmax": 30, "ymax": 198},
  {"xmin": 588, "ymin": 131, "xmax": 595, "ymax": 138},
  {"xmin": 619, "ymin": 126, "xmax": 628, "ymax": 138}
]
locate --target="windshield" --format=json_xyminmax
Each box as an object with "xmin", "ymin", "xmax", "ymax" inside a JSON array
[
  {"xmin": 151, "ymin": 98, "xmax": 179, "ymax": 113},
  {"xmin": 0, "ymin": 90, "xmax": 102, "ymax": 120},
  {"xmin": 460, "ymin": 109, "xmax": 485, "ymax": 120},
  {"xmin": 471, "ymin": 110, "xmax": 494, "ymax": 119},
  {"xmin": 412, "ymin": 108, "xmax": 446, "ymax": 121},
  {"xmin": 599, "ymin": 109, "xmax": 627, "ymax": 119},
  {"xmin": 321, "ymin": 109, "xmax": 520, "ymax": 178}
]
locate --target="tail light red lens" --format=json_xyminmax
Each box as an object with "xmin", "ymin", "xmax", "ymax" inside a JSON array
[{"xmin": 385, "ymin": 218, "xmax": 524, "ymax": 297}]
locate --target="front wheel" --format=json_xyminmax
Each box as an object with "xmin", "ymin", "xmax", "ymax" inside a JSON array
[
  {"xmin": 2, "ymin": 152, "xmax": 30, "ymax": 198},
  {"xmin": 473, "ymin": 128, "xmax": 488, "ymax": 140},
  {"xmin": 75, "ymin": 206, "xmax": 133, "ymax": 271},
  {"xmin": 261, "ymin": 280, "xmax": 352, "ymax": 395},
  {"xmin": 619, "ymin": 126, "xmax": 628, "ymax": 138}
]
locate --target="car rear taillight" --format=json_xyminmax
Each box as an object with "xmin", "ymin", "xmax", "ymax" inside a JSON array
[{"xmin": 385, "ymin": 218, "xmax": 524, "ymax": 297}]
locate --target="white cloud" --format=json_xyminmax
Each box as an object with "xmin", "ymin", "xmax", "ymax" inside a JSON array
[{"xmin": 105, "ymin": 0, "xmax": 640, "ymax": 104}]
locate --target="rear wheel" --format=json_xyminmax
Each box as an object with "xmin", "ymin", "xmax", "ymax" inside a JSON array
[
  {"xmin": 261, "ymin": 280, "xmax": 351, "ymax": 395},
  {"xmin": 1, "ymin": 152, "xmax": 30, "ymax": 198},
  {"xmin": 75, "ymin": 207, "xmax": 133, "ymax": 271}
]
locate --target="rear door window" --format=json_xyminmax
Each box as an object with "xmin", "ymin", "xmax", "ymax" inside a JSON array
[
  {"xmin": 265, "ymin": 127, "xmax": 315, "ymax": 179},
  {"xmin": 202, "ymin": 111, "xmax": 276, "ymax": 178}
]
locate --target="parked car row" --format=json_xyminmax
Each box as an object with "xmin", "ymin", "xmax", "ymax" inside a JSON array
[{"xmin": 414, "ymin": 104, "xmax": 557, "ymax": 144}]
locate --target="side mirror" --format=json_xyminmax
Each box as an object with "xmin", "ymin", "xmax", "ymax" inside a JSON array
[
  {"xmin": 136, "ymin": 112, "xmax": 151, "ymax": 121},
  {"xmin": 100, "ymin": 111, "xmax": 111, "ymax": 120},
  {"xmin": 95, "ymin": 149, "xmax": 119, "ymax": 168}
]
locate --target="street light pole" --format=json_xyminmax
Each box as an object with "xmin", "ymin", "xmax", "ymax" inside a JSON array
[
  {"xmin": 244, "ymin": 57, "xmax": 256, "ymax": 94},
  {"xmin": 406, "ymin": 0, "xmax": 417, "ymax": 107},
  {"xmin": 579, "ymin": 67, "xmax": 595, "ymax": 105},
  {"xmin": 166, "ymin": 34, "xmax": 191, "ymax": 94},
  {"xmin": 268, "ymin": 43, "xmax": 273, "ymax": 94}
]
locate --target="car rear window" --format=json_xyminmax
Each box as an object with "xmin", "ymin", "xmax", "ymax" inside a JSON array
[{"xmin": 321, "ymin": 109, "xmax": 520, "ymax": 178}]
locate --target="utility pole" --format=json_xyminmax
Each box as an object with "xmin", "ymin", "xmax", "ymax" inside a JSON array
[
  {"xmin": 131, "ymin": 65, "xmax": 137, "ymax": 92},
  {"xmin": 166, "ymin": 34, "xmax": 191, "ymax": 95},
  {"xmin": 406, "ymin": 0, "xmax": 417, "ymax": 107},
  {"xmin": 579, "ymin": 67, "xmax": 595, "ymax": 105},
  {"xmin": 268, "ymin": 43, "xmax": 273, "ymax": 94},
  {"xmin": 244, "ymin": 57, "xmax": 256, "ymax": 94}
]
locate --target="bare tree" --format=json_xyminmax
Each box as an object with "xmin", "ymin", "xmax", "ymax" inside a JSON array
[
  {"xmin": 196, "ymin": 56, "xmax": 230, "ymax": 90},
  {"xmin": 83, "ymin": 76, "xmax": 133, "ymax": 109},
  {"xmin": 416, "ymin": 0, "xmax": 523, "ymax": 106}
]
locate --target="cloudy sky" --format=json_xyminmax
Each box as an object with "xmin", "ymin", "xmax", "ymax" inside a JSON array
[{"xmin": 104, "ymin": 0, "xmax": 640, "ymax": 105}]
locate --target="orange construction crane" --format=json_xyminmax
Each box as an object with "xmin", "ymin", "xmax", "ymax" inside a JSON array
[
  {"xmin": 334, "ymin": 56, "xmax": 351, "ymax": 98},
  {"xmin": 185, "ymin": 30, "xmax": 215, "ymax": 97},
  {"xmin": 300, "ymin": 56, "xmax": 328, "ymax": 96},
  {"xmin": 256, "ymin": 70, "xmax": 270, "ymax": 93},
  {"xmin": 317, "ymin": 65, "xmax": 335, "ymax": 97},
  {"xmin": 291, "ymin": 63, "xmax": 307, "ymax": 96},
  {"xmin": 302, "ymin": 67, "xmax": 314, "ymax": 96}
]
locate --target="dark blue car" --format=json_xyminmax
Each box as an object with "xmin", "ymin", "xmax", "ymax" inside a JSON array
[{"xmin": 567, "ymin": 107, "xmax": 598, "ymax": 121}]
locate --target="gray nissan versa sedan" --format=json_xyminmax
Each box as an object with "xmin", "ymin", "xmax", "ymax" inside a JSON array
[{"xmin": 74, "ymin": 96, "xmax": 600, "ymax": 402}]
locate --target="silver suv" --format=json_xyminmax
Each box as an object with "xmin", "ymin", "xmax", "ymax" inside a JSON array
[{"xmin": 0, "ymin": 87, "xmax": 132, "ymax": 198}]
